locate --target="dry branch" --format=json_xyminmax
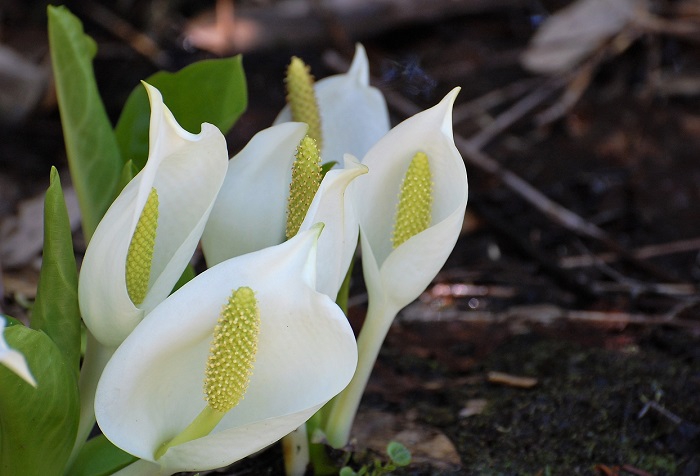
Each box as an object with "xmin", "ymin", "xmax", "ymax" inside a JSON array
[
  {"xmin": 77, "ymin": 2, "xmax": 169, "ymax": 68},
  {"xmin": 402, "ymin": 302, "xmax": 700, "ymax": 329},
  {"xmin": 451, "ymin": 78, "xmax": 542, "ymax": 126},
  {"xmin": 561, "ymin": 237, "xmax": 700, "ymax": 268},
  {"xmin": 324, "ymin": 49, "xmax": 682, "ymax": 284},
  {"xmin": 184, "ymin": 0, "xmax": 529, "ymax": 53}
]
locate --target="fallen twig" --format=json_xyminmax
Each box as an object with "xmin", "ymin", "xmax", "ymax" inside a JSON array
[
  {"xmin": 637, "ymin": 400, "xmax": 682, "ymax": 425},
  {"xmin": 401, "ymin": 302, "xmax": 700, "ymax": 329},
  {"xmin": 470, "ymin": 200, "xmax": 599, "ymax": 301},
  {"xmin": 535, "ymin": 27, "xmax": 640, "ymax": 126},
  {"xmin": 184, "ymin": 0, "xmax": 530, "ymax": 54},
  {"xmin": 325, "ymin": 49, "xmax": 603, "ymax": 237},
  {"xmin": 620, "ymin": 465, "xmax": 655, "ymax": 476},
  {"xmin": 577, "ymin": 240, "xmax": 700, "ymax": 302},
  {"xmin": 451, "ymin": 77, "xmax": 542, "ymax": 126},
  {"xmin": 325, "ymin": 49, "xmax": 682, "ymax": 283},
  {"xmin": 465, "ymin": 76, "xmax": 565, "ymax": 151},
  {"xmin": 560, "ymin": 236, "xmax": 700, "ymax": 268},
  {"xmin": 77, "ymin": 2, "xmax": 170, "ymax": 68},
  {"xmin": 454, "ymin": 138, "xmax": 679, "ymax": 282},
  {"xmin": 591, "ymin": 281, "xmax": 698, "ymax": 298},
  {"xmin": 570, "ymin": 240, "xmax": 698, "ymax": 298},
  {"xmin": 487, "ymin": 371, "xmax": 537, "ymax": 389},
  {"xmin": 634, "ymin": 9, "xmax": 700, "ymax": 42}
]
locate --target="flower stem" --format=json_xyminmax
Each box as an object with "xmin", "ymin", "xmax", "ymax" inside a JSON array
[
  {"xmin": 282, "ymin": 423, "xmax": 309, "ymax": 476},
  {"xmin": 154, "ymin": 405, "xmax": 225, "ymax": 460},
  {"xmin": 323, "ymin": 297, "xmax": 399, "ymax": 448},
  {"xmin": 67, "ymin": 332, "xmax": 115, "ymax": 467}
]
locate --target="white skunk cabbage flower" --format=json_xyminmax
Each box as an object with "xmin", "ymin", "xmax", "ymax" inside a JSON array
[
  {"xmin": 355, "ymin": 88, "xmax": 467, "ymax": 312},
  {"xmin": 274, "ymin": 44, "xmax": 390, "ymax": 165},
  {"xmin": 95, "ymin": 227, "xmax": 358, "ymax": 475},
  {"xmin": 325, "ymin": 88, "xmax": 468, "ymax": 447},
  {"xmin": 79, "ymin": 83, "xmax": 228, "ymax": 348},
  {"xmin": 201, "ymin": 123, "xmax": 367, "ymax": 300}
]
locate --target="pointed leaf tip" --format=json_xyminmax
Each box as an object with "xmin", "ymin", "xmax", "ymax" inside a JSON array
[
  {"xmin": 142, "ymin": 80, "xmax": 160, "ymax": 102},
  {"xmin": 437, "ymin": 87, "xmax": 460, "ymax": 137},
  {"xmin": 348, "ymin": 44, "xmax": 370, "ymax": 86}
]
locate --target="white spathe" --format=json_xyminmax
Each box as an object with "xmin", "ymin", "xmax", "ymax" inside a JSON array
[
  {"xmin": 298, "ymin": 154, "xmax": 367, "ymax": 299},
  {"xmin": 355, "ymin": 87, "xmax": 467, "ymax": 311},
  {"xmin": 201, "ymin": 122, "xmax": 307, "ymax": 265},
  {"xmin": 95, "ymin": 227, "xmax": 358, "ymax": 475},
  {"xmin": 274, "ymin": 44, "xmax": 390, "ymax": 165},
  {"xmin": 202, "ymin": 124, "xmax": 367, "ymax": 300},
  {"xmin": 79, "ymin": 83, "xmax": 228, "ymax": 347},
  {"xmin": 324, "ymin": 88, "xmax": 468, "ymax": 448}
]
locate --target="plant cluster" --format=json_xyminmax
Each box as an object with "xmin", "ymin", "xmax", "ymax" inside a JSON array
[{"xmin": 0, "ymin": 5, "xmax": 467, "ymax": 475}]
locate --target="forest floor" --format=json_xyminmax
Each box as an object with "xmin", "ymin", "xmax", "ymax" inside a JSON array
[{"xmin": 1, "ymin": 1, "xmax": 699, "ymax": 475}]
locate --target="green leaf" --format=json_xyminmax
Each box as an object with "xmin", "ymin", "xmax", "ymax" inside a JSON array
[
  {"xmin": 0, "ymin": 324, "xmax": 79, "ymax": 475},
  {"xmin": 48, "ymin": 5, "xmax": 122, "ymax": 242},
  {"xmin": 30, "ymin": 167, "xmax": 81, "ymax": 377},
  {"xmin": 0, "ymin": 314, "xmax": 22, "ymax": 327},
  {"xmin": 115, "ymin": 56, "xmax": 247, "ymax": 170},
  {"xmin": 335, "ymin": 254, "xmax": 355, "ymax": 315},
  {"xmin": 115, "ymin": 159, "xmax": 138, "ymax": 196},
  {"xmin": 320, "ymin": 161, "xmax": 338, "ymax": 178},
  {"xmin": 171, "ymin": 264, "xmax": 196, "ymax": 294},
  {"xmin": 67, "ymin": 434, "xmax": 137, "ymax": 476},
  {"xmin": 386, "ymin": 441, "xmax": 411, "ymax": 467}
]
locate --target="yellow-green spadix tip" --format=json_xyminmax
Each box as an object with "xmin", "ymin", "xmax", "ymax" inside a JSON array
[
  {"xmin": 391, "ymin": 152, "xmax": 433, "ymax": 249},
  {"xmin": 286, "ymin": 135, "xmax": 322, "ymax": 239},
  {"xmin": 126, "ymin": 187, "xmax": 159, "ymax": 305},
  {"xmin": 204, "ymin": 286, "xmax": 260, "ymax": 413},
  {"xmin": 285, "ymin": 56, "xmax": 323, "ymax": 150}
]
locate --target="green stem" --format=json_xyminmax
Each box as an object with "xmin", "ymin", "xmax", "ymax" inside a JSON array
[
  {"xmin": 323, "ymin": 297, "xmax": 399, "ymax": 448},
  {"xmin": 67, "ymin": 332, "xmax": 115, "ymax": 468},
  {"xmin": 154, "ymin": 405, "xmax": 225, "ymax": 460},
  {"xmin": 335, "ymin": 256, "xmax": 354, "ymax": 315},
  {"xmin": 305, "ymin": 412, "xmax": 337, "ymax": 475}
]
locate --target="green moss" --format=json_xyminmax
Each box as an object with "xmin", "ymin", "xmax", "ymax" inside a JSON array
[{"xmin": 444, "ymin": 332, "xmax": 700, "ymax": 475}]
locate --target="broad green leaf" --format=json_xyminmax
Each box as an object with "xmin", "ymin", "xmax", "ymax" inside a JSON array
[
  {"xmin": 115, "ymin": 56, "xmax": 248, "ymax": 170},
  {"xmin": 30, "ymin": 167, "xmax": 81, "ymax": 377},
  {"xmin": 48, "ymin": 5, "xmax": 122, "ymax": 242},
  {"xmin": 67, "ymin": 434, "xmax": 137, "ymax": 476},
  {"xmin": 0, "ymin": 324, "xmax": 79, "ymax": 475}
]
